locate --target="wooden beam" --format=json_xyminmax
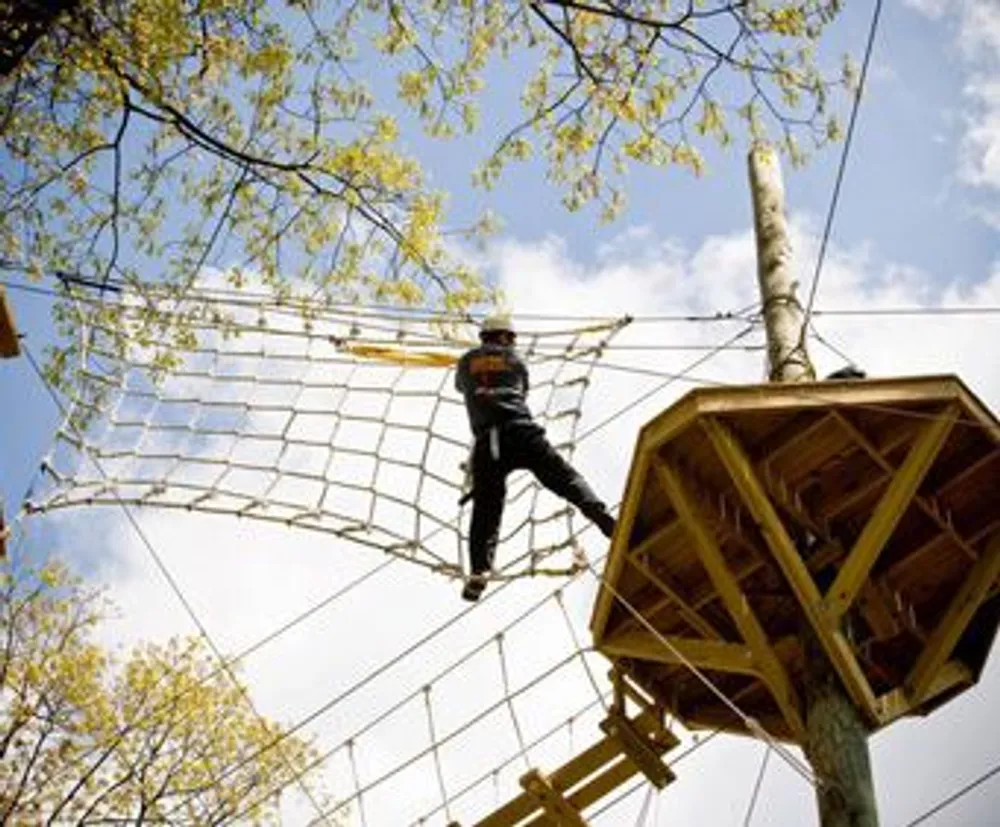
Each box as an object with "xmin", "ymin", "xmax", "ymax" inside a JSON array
[
  {"xmin": 885, "ymin": 519, "xmax": 1000, "ymax": 593},
  {"xmin": 652, "ymin": 460, "xmax": 806, "ymax": 741},
  {"xmin": 857, "ymin": 580, "xmax": 902, "ymax": 642},
  {"xmin": 879, "ymin": 661, "xmax": 974, "ymax": 725},
  {"xmin": 624, "ymin": 546, "xmax": 723, "ymax": 640},
  {"xmin": 599, "ymin": 708, "xmax": 676, "ymax": 789},
  {"xmin": 474, "ymin": 712, "xmax": 666, "ymax": 827},
  {"xmin": 522, "ymin": 756, "xmax": 676, "ymax": 827},
  {"xmin": 0, "ymin": 286, "xmax": 20, "ymax": 358},
  {"xmin": 602, "ymin": 630, "xmax": 758, "ymax": 676},
  {"xmin": 676, "ymin": 705, "xmax": 793, "ymax": 741},
  {"xmin": 907, "ymin": 533, "xmax": 1000, "ymax": 703},
  {"xmin": 591, "ymin": 437, "xmax": 652, "ymax": 641},
  {"xmin": 701, "ymin": 416, "xmax": 880, "ymax": 723},
  {"xmin": 832, "ymin": 409, "xmax": 978, "ymax": 564},
  {"xmin": 826, "ymin": 406, "xmax": 958, "ymax": 618},
  {"xmin": 518, "ymin": 769, "xmax": 588, "ymax": 826}
]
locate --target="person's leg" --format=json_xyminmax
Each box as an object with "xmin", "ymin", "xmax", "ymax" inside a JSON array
[
  {"xmin": 464, "ymin": 434, "xmax": 507, "ymax": 600},
  {"xmin": 511, "ymin": 422, "xmax": 616, "ymax": 538}
]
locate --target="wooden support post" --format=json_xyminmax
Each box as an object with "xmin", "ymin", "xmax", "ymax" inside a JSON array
[
  {"xmin": 518, "ymin": 769, "xmax": 589, "ymax": 826},
  {"xmin": 749, "ymin": 142, "xmax": 813, "ymax": 383},
  {"xmin": 652, "ymin": 460, "xmax": 807, "ymax": 741},
  {"xmin": 907, "ymin": 533, "xmax": 1000, "ymax": 703},
  {"xmin": 748, "ymin": 144, "xmax": 878, "ymax": 827},
  {"xmin": 702, "ymin": 416, "xmax": 880, "ymax": 722},
  {"xmin": 825, "ymin": 407, "xmax": 958, "ymax": 619},
  {"xmin": 0, "ymin": 286, "xmax": 20, "ymax": 358}
]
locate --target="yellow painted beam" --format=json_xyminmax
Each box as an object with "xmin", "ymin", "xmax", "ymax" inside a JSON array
[
  {"xmin": 624, "ymin": 545, "xmax": 723, "ymax": 640},
  {"xmin": 519, "ymin": 769, "xmax": 588, "ymax": 826},
  {"xmin": 599, "ymin": 708, "xmax": 676, "ymax": 789},
  {"xmin": 879, "ymin": 661, "xmax": 973, "ymax": 725},
  {"xmin": 602, "ymin": 630, "xmax": 758, "ymax": 676},
  {"xmin": 701, "ymin": 416, "xmax": 880, "ymax": 723},
  {"xmin": 521, "ymin": 755, "xmax": 676, "ymax": 827},
  {"xmin": 907, "ymin": 533, "xmax": 1000, "ymax": 703},
  {"xmin": 825, "ymin": 406, "xmax": 958, "ymax": 618},
  {"xmin": 474, "ymin": 712, "xmax": 664, "ymax": 827},
  {"xmin": 0, "ymin": 287, "xmax": 20, "ymax": 359},
  {"xmin": 652, "ymin": 460, "xmax": 806, "ymax": 741},
  {"xmin": 591, "ymin": 435, "xmax": 652, "ymax": 641}
]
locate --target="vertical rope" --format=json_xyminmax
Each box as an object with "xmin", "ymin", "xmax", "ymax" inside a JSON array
[
  {"xmin": 554, "ymin": 589, "xmax": 606, "ymax": 710},
  {"xmin": 743, "ymin": 746, "xmax": 772, "ymax": 827},
  {"xmin": 422, "ymin": 685, "xmax": 451, "ymax": 822},
  {"xmin": 496, "ymin": 634, "xmax": 532, "ymax": 772},
  {"xmin": 347, "ymin": 739, "xmax": 369, "ymax": 827}
]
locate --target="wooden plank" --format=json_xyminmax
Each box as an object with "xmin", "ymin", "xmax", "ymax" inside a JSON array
[
  {"xmin": 857, "ymin": 580, "xmax": 901, "ymax": 642},
  {"xmin": 884, "ymin": 519, "xmax": 1000, "ymax": 589},
  {"xmin": 826, "ymin": 406, "xmax": 959, "ymax": 618},
  {"xmin": 602, "ymin": 630, "xmax": 758, "ymax": 676},
  {"xmin": 0, "ymin": 287, "xmax": 20, "ymax": 358},
  {"xmin": 759, "ymin": 411, "xmax": 837, "ymax": 469},
  {"xmin": 907, "ymin": 533, "xmax": 1000, "ymax": 703},
  {"xmin": 623, "ymin": 546, "xmax": 723, "ymax": 640},
  {"xmin": 474, "ymin": 712, "xmax": 663, "ymax": 827},
  {"xmin": 701, "ymin": 416, "xmax": 880, "ymax": 723},
  {"xmin": 599, "ymin": 708, "xmax": 676, "ymax": 789},
  {"xmin": 676, "ymin": 705, "xmax": 792, "ymax": 741},
  {"xmin": 518, "ymin": 770, "xmax": 588, "ymax": 827},
  {"xmin": 521, "ymin": 755, "xmax": 676, "ymax": 827},
  {"xmin": 591, "ymin": 435, "xmax": 655, "ymax": 641},
  {"xmin": 832, "ymin": 409, "xmax": 978, "ymax": 563},
  {"xmin": 878, "ymin": 661, "xmax": 974, "ymax": 725},
  {"xmin": 652, "ymin": 460, "xmax": 806, "ymax": 741},
  {"xmin": 689, "ymin": 375, "xmax": 963, "ymax": 416}
]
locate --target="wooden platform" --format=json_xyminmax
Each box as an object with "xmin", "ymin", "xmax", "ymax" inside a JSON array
[{"xmin": 591, "ymin": 375, "xmax": 1000, "ymax": 744}]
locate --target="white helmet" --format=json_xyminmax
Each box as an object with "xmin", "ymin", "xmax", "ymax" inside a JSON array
[{"xmin": 480, "ymin": 312, "xmax": 515, "ymax": 337}]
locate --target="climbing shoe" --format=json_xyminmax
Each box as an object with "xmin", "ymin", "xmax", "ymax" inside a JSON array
[{"xmin": 461, "ymin": 574, "xmax": 488, "ymax": 602}]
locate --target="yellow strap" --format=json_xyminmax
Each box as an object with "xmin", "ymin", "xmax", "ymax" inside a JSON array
[{"xmin": 337, "ymin": 341, "xmax": 459, "ymax": 368}]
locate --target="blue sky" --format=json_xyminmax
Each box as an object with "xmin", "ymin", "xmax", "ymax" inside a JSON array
[{"xmin": 2, "ymin": 0, "xmax": 1000, "ymax": 824}]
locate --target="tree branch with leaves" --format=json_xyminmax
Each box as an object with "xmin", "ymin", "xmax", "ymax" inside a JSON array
[{"xmin": 0, "ymin": 560, "xmax": 334, "ymax": 824}]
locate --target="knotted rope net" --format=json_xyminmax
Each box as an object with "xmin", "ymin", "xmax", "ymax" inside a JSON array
[{"xmin": 27, "ymin": 286, "xmax": 628, "ymax": 580}]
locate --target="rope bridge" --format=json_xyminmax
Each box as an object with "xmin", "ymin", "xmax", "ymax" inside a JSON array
[{"xmin": 26, "ymin": 287, "xmax": 628, "ymax": 580}]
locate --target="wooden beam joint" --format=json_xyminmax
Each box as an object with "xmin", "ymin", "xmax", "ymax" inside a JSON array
[
  {"xmin": 652, "ymin": 458, "xmax": 807, "ymax": 741},
  {"xmin": 599, "ymin": 708, "xmax": 676, "ymax": 790},
  {"xmin": 701, "ymin": 415, "xmax": 881, "ymax": 724},
  {"xmin": 907, "ymin": 533, "xmax": 1000, "ymax": 703},
  {"xmin": 825, "ymin": 405, "xmax": 959, "ymax": 619},
  {"xmin": 518, "ymin": 769, "xmax": 589, "ymax": 826}
]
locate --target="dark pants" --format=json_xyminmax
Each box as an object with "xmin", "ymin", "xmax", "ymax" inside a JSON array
[{"xmin": 468, "ymin": 420, "xmax": 607, "ymax": 575}]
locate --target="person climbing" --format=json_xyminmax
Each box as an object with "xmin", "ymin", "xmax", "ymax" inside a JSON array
[{"xmin": 455, "ymin": 313, "xmax": 616, "ymax": 602}]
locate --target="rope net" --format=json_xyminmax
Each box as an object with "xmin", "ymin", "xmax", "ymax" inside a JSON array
[{"xmin": 27, "ymin": 288, "xmax": 628, "ymax": 579}]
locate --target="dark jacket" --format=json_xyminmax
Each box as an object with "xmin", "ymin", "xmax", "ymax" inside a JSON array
[{"xmin": 455, "ymin": 343, "xmax": 533, "ymax": 435}]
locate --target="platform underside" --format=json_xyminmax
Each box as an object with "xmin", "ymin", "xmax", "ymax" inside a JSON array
[{"xmin": 591, "ymin": 375, "xmax": 1000, "ymax": 744}]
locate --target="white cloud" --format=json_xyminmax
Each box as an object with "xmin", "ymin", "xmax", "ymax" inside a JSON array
[
  {"xmin": 960, "ymin": 77, "xmax": 1000, "ymax": 189},
  {"xmin": 906, "ymin": 0, "xmax": 1000, "ymax": 195},
  {"xmin": 46, "ymin": 222, "xmax": 1000, "ymax": 825}
]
